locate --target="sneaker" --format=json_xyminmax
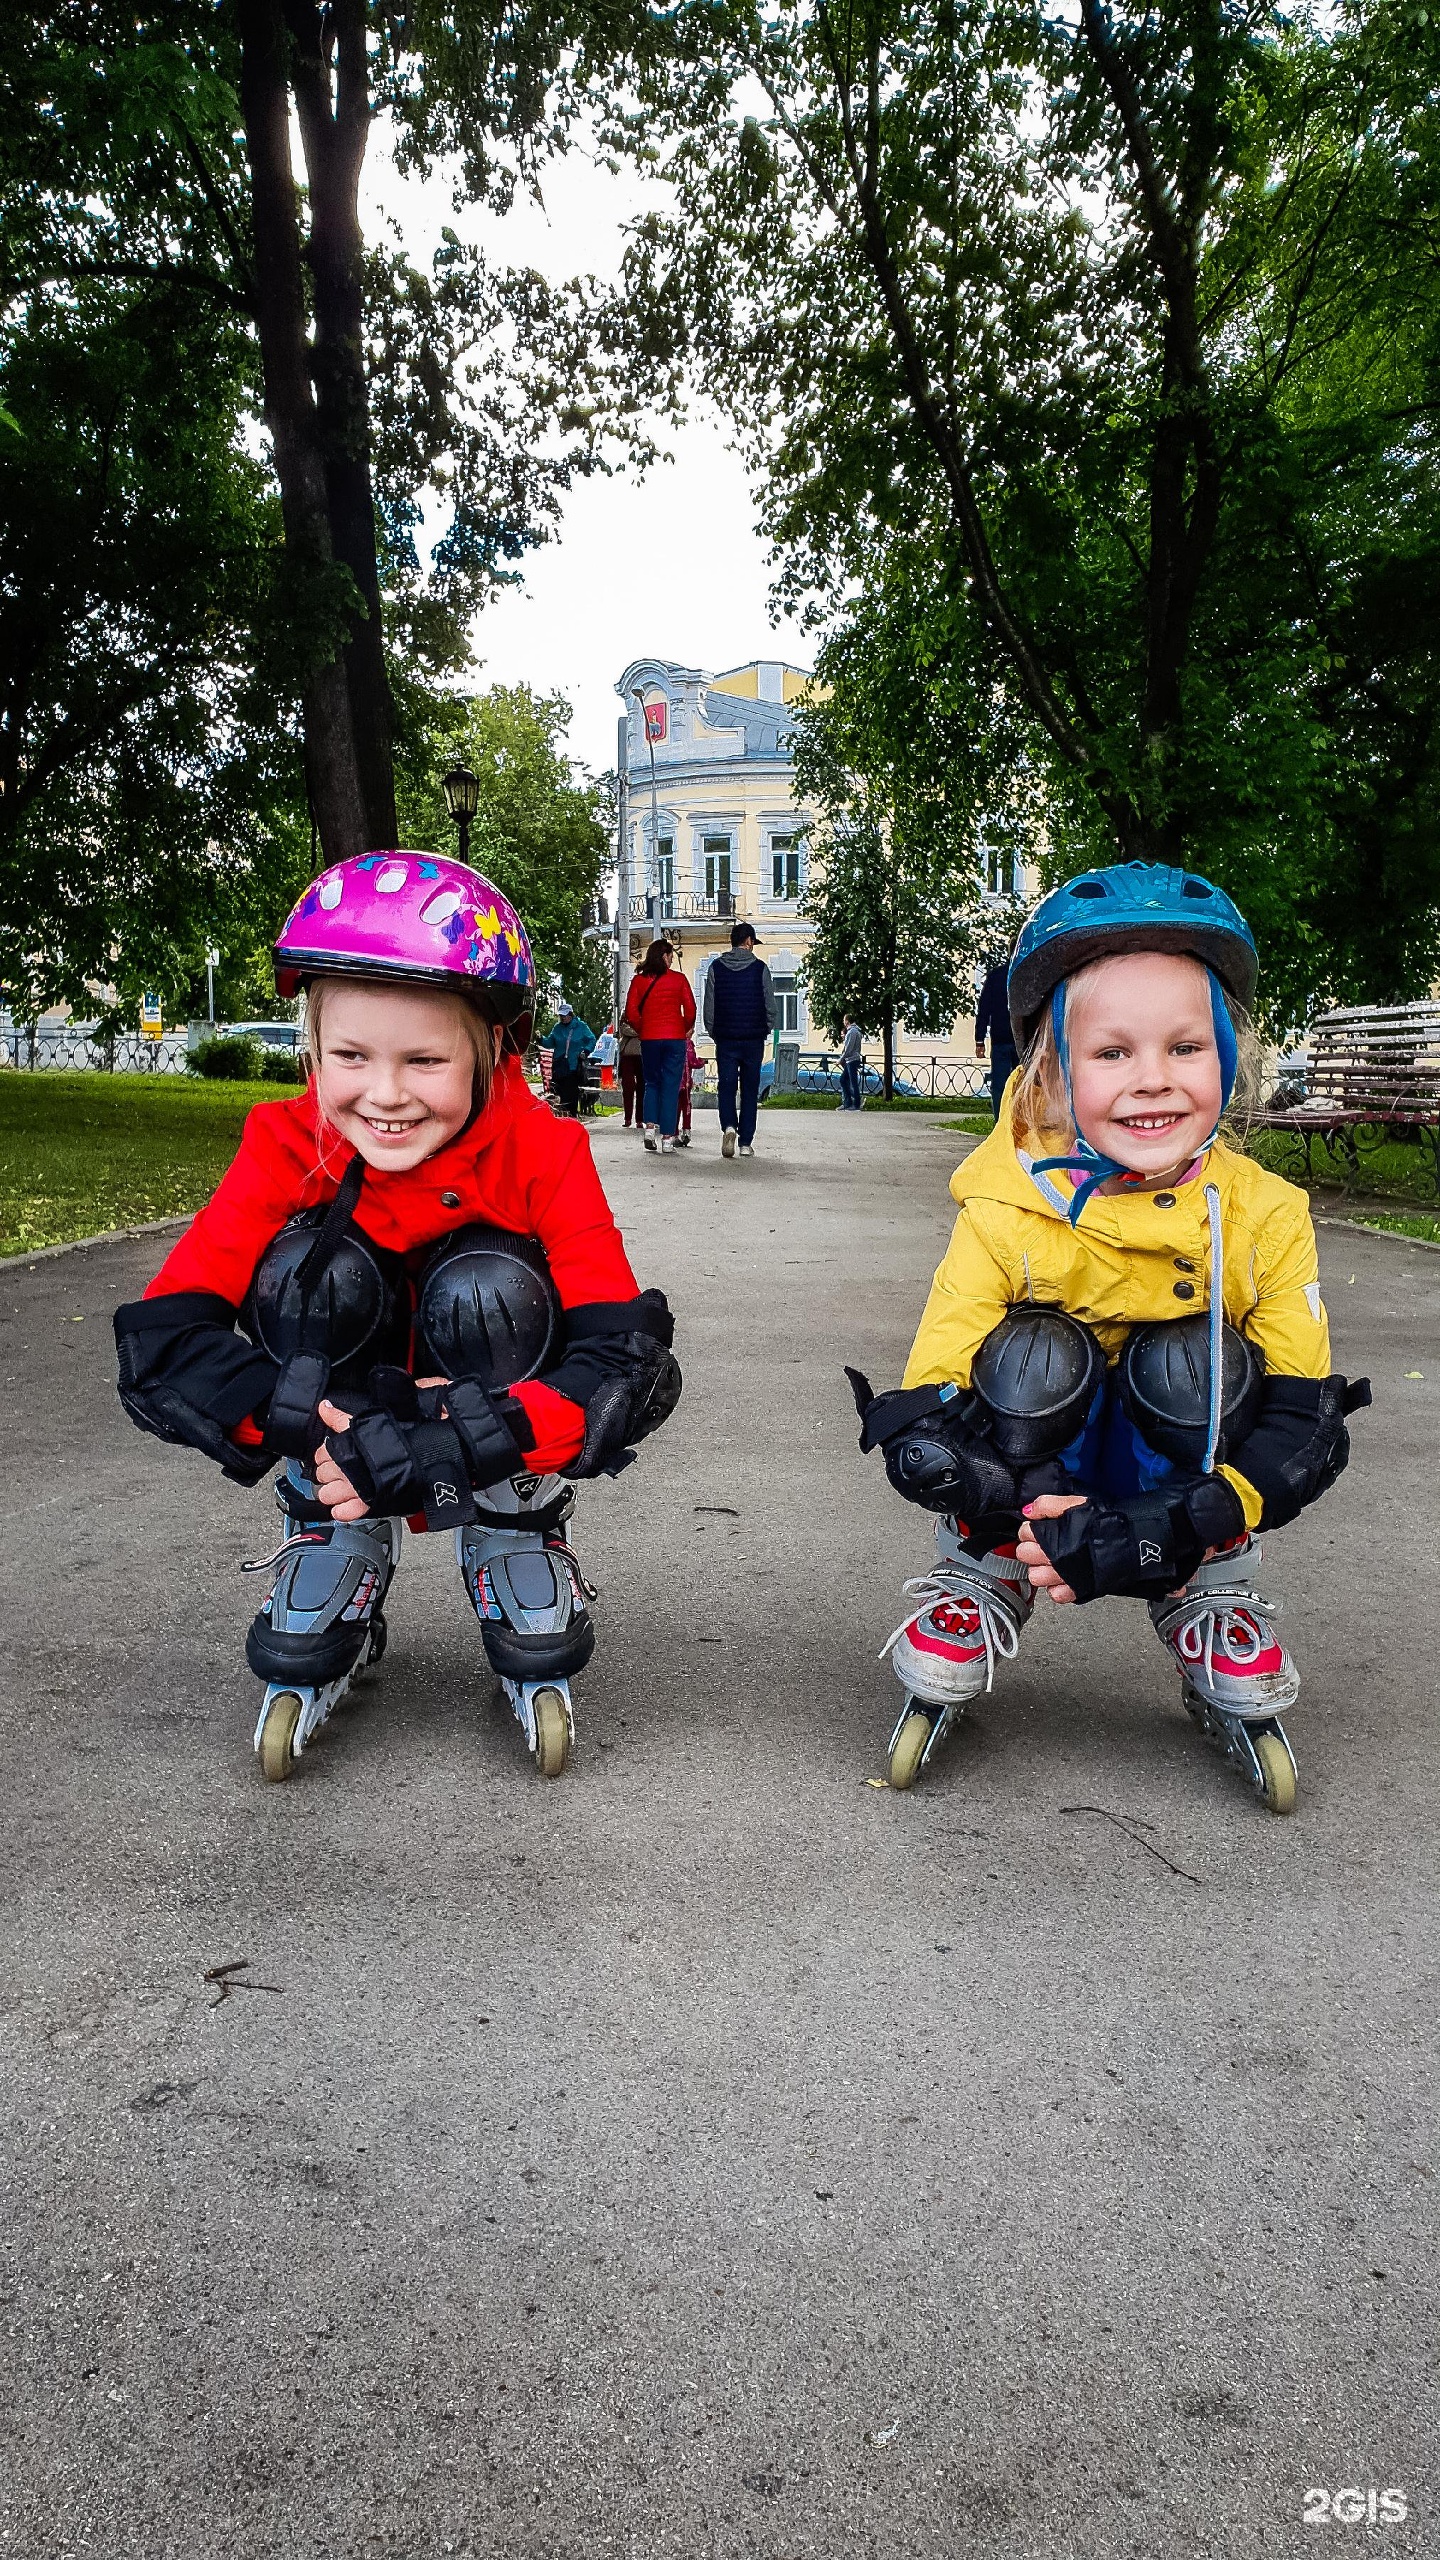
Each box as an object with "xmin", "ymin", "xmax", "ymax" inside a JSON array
[
  {"xmin": 676, "ymin": 1132, "xmax": 691, "ymax": 1147},
  {"xmin": 643, "ymin": 1126, "xmax": 658, "ymax": 1152},
  {"xmin": 738, "ymin": 1143, "xmax": 754, "ymax": 1158},
  {"xmin": 1149, "ymin": 1540, "xmax": 1299, "ymax": 1718},
  {"xmin": 721, "ymin": 1127, "xmax": 737, "ymax": 1159},
  {"xmin": 660, "ymin": 1135, "xmax": 675, "ymax": 1153},
  {"xmin": 880, "ymin": 1545, "xmax": 1033, "ymax": 1705}
]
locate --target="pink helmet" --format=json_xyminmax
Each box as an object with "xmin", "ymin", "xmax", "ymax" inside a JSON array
[{"xmin": 274, "ymin": 852, "xmax": 535, "ymax": 1044}]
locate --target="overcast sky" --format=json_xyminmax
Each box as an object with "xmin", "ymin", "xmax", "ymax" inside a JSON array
[{"xmin": 365, "ymin": 137, "xmax": 815, "ymax": 778}]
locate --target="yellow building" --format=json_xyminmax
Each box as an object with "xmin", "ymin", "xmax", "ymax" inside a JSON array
[
  {"xmin": 616, "ymin": 656, "xmax": 818, "ymax": 1038},
  {"xmin": 614, "ymin": 652, "xmax": 1029, "ymax": 1071}
]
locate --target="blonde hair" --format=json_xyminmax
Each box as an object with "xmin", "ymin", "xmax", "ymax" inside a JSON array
[
  {"xmin": 1008, "ymin": 956, "xmax": 1262, "ymax": 1155},
  {"xmin": 301, "ymin": 974, "xmax": 500, "ymax": 1168}
]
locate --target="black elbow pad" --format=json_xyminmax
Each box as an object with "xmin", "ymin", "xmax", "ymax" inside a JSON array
[
  {"xmin": 844, "ymin": 1366, "xmax": 1021, "ymax": 1521},
  {"xmin": 1225, "ymin": 1374, "xmax": 1371, "ymax": 1529},
  {"xmin": 115, "ymin": 1292, "xmax": 278, "ymax": 1484}
]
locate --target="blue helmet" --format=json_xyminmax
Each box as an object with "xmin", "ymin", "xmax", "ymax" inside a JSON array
[{"xmin": 1007, "ymin": 863, "xmax": 1257, "ymax": 1053}]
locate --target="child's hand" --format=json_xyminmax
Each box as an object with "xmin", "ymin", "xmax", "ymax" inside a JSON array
[
  {"xmin": 1017, "ymin": 1492, "xmax": 1089, "ymax": 1605},
  {"xmin": 313, "ymin": 1397, "xmax": 370, "ymax": 1520}
]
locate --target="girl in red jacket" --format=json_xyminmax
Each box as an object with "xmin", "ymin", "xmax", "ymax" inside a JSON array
[
  {"xmin": 114, "ymin": 853, "xmax": 680, "ymax": 1783},
  {"xmin": 623, "ymin": 939, "xmax": 697, "ymax": 1153}
]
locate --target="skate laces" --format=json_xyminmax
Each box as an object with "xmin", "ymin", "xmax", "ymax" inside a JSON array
[
  {"xmin": 241, "ymin": 1531, "xmax": 327, "ymax": 1576},
  {"xmin": 1162, "ymin": 1582, "xmax": 1281, "ymax": 1687},
  {"xmin": 879, "ymin": 1570, "xmax": 1024, "ymax": 1695}
]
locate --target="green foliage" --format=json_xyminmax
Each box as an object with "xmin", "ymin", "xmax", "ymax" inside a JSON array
[
  {"xmin": 625, "ymin": 0, "xmax": 1440, "ymax": 1023},
  {"xmin": 186, "ymin": 1035, "xmax": 268, "ymax": 1081},
  {"xmin": 395, "ymin": 680, "xmax": 613, "ymax": 1018}
]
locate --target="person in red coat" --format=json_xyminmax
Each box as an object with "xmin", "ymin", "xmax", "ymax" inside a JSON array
[
  {"xmin": 114, "ymin": 853, "xmax": 681, "ymax": 1781},
  {"xmin": 622, "ymin": 939, "xmax": 697, "ymax": 1153}
]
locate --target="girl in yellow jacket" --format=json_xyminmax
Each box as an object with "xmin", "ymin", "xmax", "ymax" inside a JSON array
[{"xmin": 847, "ymin": 863, "xmax": 1369, "ymax": 1813}]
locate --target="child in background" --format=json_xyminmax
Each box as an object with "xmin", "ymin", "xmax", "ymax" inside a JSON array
[
  {"xmin": 848, "ymin": 863, "xmax": 1369, "ymax": 1814},
  {"xmin": 115, "ymin": 854, "xmax": 680, "ymax": 1783}
]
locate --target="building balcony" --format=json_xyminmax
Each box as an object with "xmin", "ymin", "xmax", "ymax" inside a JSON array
[{"xmin": 629, "ymin": 891, "xmax": 738, "ymax": 923}]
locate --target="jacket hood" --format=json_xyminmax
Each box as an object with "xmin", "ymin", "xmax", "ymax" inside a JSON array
[{"xmin": 716, "ymin": 946, "xmax": 763, "ymax": 970}]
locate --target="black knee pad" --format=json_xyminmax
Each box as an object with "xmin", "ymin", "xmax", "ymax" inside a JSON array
[
  {"xmin": 242, "ymin": 1213, "xmax": 412, "ymax": 1386},
  {"xmin": 1117, "ymin": 1314, "xmax": 1264, "ymax": 1470},
  {"xmin": 413, "ymin": 1225, "xmax": 563, "ymax": 1388},
  {"xmin": 969, "ymin": 1308, "xmax": 1106, "ymax": 1466}
]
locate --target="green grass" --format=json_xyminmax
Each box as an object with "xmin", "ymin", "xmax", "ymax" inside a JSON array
[
  {"xmin": 764, "ymin": 1090, "xmax": 990, "ymax": 1113},
  {"xmin": 0, "ymin": 1071, "xmax": 274, "ymax": 1256},
  {"xmin": 1343, "ymin": 1210, "xmax": 1440, "ymax": 1245}
]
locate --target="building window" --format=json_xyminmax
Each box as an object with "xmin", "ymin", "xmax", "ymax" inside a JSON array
[
  {"xmin": 771, "ymin": 834, "xmax": 800, "ymax": 899},
  {"xmin": 984, "ymin": 843, "xmax": 1021, "ymax": 898},
  {"xmin": 773, "ymin": 971, "xmax": 800, "ymax": 1034},
  {"xmin": 656, "ymin": 835, "xmax": 675, "ymax": 906},
  {"xmin": 703, "ymin": 834, "xmax": 733, "ymax": 909}
]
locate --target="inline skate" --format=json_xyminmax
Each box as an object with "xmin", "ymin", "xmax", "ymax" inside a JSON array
[
  {"xmin": 881, "ymin": 1521, "xmax": 1033, "ymax": 1789},
  {"xmin": 1150, "ymin": 1540, "xmax": 1299, "ymax": 1814},
  {"xmin": 457, "ymin": 1472, "xmax": 595, "ymax": 1778},
  {"xmin": 244, "ymin": 1465, "xmax": 398, "ymax": 1782}
]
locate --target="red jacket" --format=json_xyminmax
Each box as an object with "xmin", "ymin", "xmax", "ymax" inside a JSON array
[
  {"xmin": 624, "ymin": 968, "xmax": 696, "ymax": 1044},
  {"xmin": 147, "ymin": 1058, "xmax": 638, "ymax": 1472}
]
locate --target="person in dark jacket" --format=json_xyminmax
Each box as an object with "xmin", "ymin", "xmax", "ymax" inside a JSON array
[
  {"xmin": 974, "ymin": 956, "xmax": 1019, "ymax": 1121},
  {"xmin": 702, "ymin": 922, "xmax": 776, "ymax": 1159},
  {"xmin": 545, "ymin": 1000, "xmax": 595, "ymax": 1117}
]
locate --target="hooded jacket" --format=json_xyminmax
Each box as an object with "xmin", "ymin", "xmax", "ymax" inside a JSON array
[
  {"xmin": 130, "ymin": 1056, "xmax": 639, "ymax": 1475},
  {"xmin": 903, "ymin": 1081, "xmax": 1332, "ymax": 1528}
]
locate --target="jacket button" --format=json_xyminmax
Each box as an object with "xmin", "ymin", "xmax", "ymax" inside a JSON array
[
  {"xmin": 440, "ymin": 1191, "xmax": 461, "ymax": 1209},
  {"xmin": 1154, "ymin": 1192, "xmax": 1176, "ymax": 1209},
  {"xmin": 1173, "ymin": 1280, "xmax": 1195, "ymax": 1300},
  {"xmin": 1174, "ymin": 1257, "xmax": 1196, "ymax": 1273}
]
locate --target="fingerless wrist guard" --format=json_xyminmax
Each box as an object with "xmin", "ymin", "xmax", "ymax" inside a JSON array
[{"xmin": 1027, "ymin": 1475, "xmax": 1248, "ymax": 1603}]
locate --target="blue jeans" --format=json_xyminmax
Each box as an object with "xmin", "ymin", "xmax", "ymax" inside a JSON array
[
  {"xmin": 840, "ymin": 1059, "xmax": 863, "ymax": 1110},
  {"xmin": 641, "ymin": 1037, "xmax": 686, "ymax": 1137},
  {"xmin": 715, "ymin": 1037, "xmax": 765, "ymax": 1146},
  {"xmin": 989, "ymin": 1048, "xmax": 1018, "ymax": 1120}
]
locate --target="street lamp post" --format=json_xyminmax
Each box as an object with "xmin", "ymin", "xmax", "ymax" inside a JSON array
[{"xmin": 441, "ymin": 765, "xmax": 480, "ymax": 865}]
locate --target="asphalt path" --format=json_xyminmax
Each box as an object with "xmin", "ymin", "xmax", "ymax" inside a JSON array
[{"xmin": 2, "ymin": 1109, "xmax": 1436, "ymax": 2558}]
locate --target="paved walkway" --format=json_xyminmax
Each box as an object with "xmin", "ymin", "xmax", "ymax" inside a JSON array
[{"xmin": 3, "ymin": 1111, "xmax": 1436, "ymax": 2556}]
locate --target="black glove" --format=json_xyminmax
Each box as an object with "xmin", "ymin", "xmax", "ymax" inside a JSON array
[
  {"xmin": 258, "ymin": 1351, "xmax": 332, "ymax": 1460},
  {"xmin": 1026, "ymin": 1474, "xmax": 1247, "ymax": 1602},
  {"xmin": 845, "ymin": 1367, "xmax": 1022, "ymax": 1521},
  {"xmin": 115, "ymin": 1290, "xmax": 279, "ymax": 1486},
  {"xmin": 322, "ymin": 1371, "xmax": 532, "ymax": 1527}
]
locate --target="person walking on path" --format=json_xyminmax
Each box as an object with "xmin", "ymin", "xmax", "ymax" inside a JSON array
[
  {"xmin": 624, "ymin": 940, "xmax": 696, "ymax": 1155},
  {"xmin": 839, "ymin": 1015, "xmax": 865, "ymax": 1111},
  {"xmin": 545, "ymin": 1000, "xmax": 596, "ymax": 1118},
  {"xmin": 617, "ymin": 1013, "xmax": 645, "ymax": 1129},
  {"xmin": 974, "ymin": 955, "xmax": 1020, "ymax": 1121},
  {"xmin": 703, "ymin": 921, "xmax": 776, "ymax": 1160},
  {"xmin": 677, "ymin": 1035, "xmax": 701, "ymax": 1147}
]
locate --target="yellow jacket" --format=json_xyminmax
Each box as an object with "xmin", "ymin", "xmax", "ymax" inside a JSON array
[{"xmin": 902, "ymin": 1093, "xmax": 1331, "ymax": 1530}]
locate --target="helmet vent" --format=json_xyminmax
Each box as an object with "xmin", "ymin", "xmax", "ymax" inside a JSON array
[
  {"xmin": 420, "ymin": 889, "xmax": 464, "ymax": 926},
  {"xmin": 1181, "ymin": 878, "xmax": 1214, "ymax": 898},
  {"xmin": 1069, "ymin": 880, "xmax": 1105, "ymax": 898}
]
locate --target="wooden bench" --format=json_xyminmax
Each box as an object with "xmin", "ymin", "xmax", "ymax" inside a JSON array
[{"xmin": 1249, "ymin": 1001, "xmax": 1440, "ymax": 1192}]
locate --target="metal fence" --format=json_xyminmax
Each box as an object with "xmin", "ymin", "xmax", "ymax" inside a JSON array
[
  {"xmin": 802, "ymin": 1050, "xmax": 991, "ymax": 1100},
  {"xmin": 0, "ymin": 1024, "xmax": 192, "ymax": 1073}
]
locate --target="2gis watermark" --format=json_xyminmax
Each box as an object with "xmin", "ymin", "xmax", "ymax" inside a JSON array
[{"xmin": 1303, "ymin": 2487, "xmax": 1409, "ymax": 2528}]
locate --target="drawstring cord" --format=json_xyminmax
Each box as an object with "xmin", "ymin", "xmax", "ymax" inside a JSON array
[{"xmin": 1203, "ymin": 1181, "xmax": 1224, "ymax": 1475}]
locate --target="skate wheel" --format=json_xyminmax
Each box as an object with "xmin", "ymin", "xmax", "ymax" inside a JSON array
[
  {"xmin": 257, "ymin": 1689, "xmax": 303, "ymax": 1784},
  {"xmin": 1253, "ymin": 1729, "xmax": 1296, "ymax": 1816},
  {"xmin": 532, "ymin": 1686, "xmax": 570, "ymax": 1779},
  {"xmin": 887, "ymin": 1708, "xmax": 934, "ymax": 1792}
]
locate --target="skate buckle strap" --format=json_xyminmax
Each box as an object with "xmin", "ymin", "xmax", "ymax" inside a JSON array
[
  {"xmin": 241, "ymin": 1531, "xmax": 327, "ymax": 1575},
  {"xmin": 879, "ymin": 1568, "xmax": 1024, "ymax": 1695}
]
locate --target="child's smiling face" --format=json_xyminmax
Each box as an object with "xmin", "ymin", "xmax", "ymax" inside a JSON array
[
  {"xmin": 312, "ymin": 980, "xmax": 493, "ymax": 1171},
  {"xmin": 1066, "ymin": 951, "xmax": 1224, "ymax": 1182}
]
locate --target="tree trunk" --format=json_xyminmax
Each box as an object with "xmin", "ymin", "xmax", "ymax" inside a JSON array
[
  {"xmin": 881, "ymin": 1009, "xmax": 894, "ymax": 1101},
  {"xmin": 286, "ymin": 0, "xmax": 397, "ymax": 848},
  {"xmin": 235, "ymin": 0, "xmax": 385, "ymax": 862}
]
